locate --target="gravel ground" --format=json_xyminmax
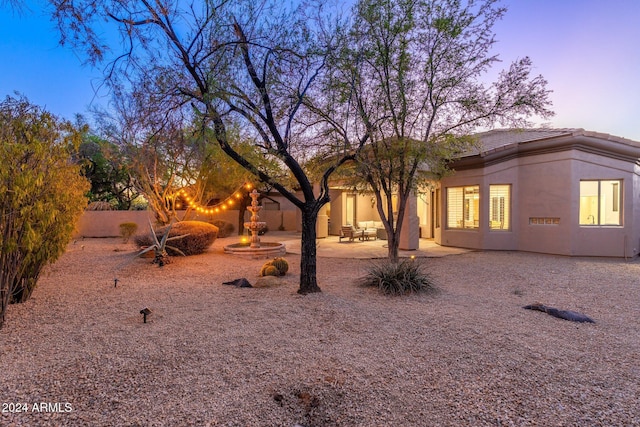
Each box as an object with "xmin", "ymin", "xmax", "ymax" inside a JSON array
[{"xmin": 1, "ymin": 237, "xmax": 639, "ymax": 426}]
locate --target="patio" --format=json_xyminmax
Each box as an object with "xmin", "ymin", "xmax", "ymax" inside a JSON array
[{"xmin": 263, "ymin": 231, "xmax": 471, "ymax": 259}]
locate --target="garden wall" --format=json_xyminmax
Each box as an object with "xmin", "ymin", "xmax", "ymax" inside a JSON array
[{"xmin": 73, "ymin": 209, "xmax": 298, "ymax": 238}]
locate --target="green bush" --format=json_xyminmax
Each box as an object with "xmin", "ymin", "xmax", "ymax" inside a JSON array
[
  {"xmin": 0, "ymin": 96, "xmax": 89, "ymax": 328},
  {"xmin": 119, "ymin": 222, "xmax": 138, "ymax": 243},
  {"xmin": 211, "ymin": 220, "xmax": 235, "ymax": 238},
  {"xmin": 358, "ymin": 259, "xmax": 435, "ymax": 295},
  {"xmin": 135, "ymin": 220, "xmax": 218, "ymax": 256}
]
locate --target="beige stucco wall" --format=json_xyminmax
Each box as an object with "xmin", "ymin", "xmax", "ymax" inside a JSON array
[
  {"xmin": 74, "ymin": 209, "xmax": 298, "ymax": 238},
  {"xmin": 437, "ymin": 146, "xmax": 640, "ymax": 258}
]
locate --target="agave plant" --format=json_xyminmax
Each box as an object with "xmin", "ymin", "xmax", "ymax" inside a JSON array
[{"xmin": 137, "ymin": 219, "xmax": 189, "ymax": 266}]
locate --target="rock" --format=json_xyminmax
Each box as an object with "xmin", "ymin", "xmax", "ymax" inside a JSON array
[
  {"xmin": 222, "ymin": 278, "xmax": 252, "ymax": 288},
  {"xmin": 253, "ymin": 276, "xmax": 283, "ymax": 288},
  {"xmin": 523, "ymin": 303, "xmax": 595, "ymax": 323}
]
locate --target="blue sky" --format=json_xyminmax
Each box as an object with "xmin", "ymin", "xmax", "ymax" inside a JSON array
[{"xmin": 1, "ymin": 0, "xmax": 639, "ymax": 140}]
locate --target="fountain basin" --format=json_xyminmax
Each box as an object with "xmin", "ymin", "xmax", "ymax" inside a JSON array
[{"xmin": 223, "ymin": 242, "xmax": 286, "ymax": 259}]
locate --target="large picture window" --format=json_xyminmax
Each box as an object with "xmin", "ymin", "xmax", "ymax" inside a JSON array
[
  {"xmin": 489, "ymin": 185, "xmax": 511, "ymax": 231},
  {"xmin": 579, "ymin": 180, "xmax": 622, "ymax": 225},
  {"xmin": 447, "ymin": 186, "xmax": 479, "ymax": 229}
]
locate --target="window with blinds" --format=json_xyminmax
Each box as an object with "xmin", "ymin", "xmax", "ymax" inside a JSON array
[
  {"xmin": 447, "ymin": 186, "xmax": 479, "ymax": 229},
  {"xmin": 489, "ymin": 185, "xmax": 511, "ymax": 231}
]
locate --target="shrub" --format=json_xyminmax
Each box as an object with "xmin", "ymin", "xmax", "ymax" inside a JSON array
[
  {"xmin": 119, "ymin": 222, "xmax": 138, "ymax": 243},
  {"xmin": 211, "ymin": 220, "xmax": 235, "ymax": 238},
  {"xmin": 0, "ymin": 96, "xmax": 89, "ymax": 328},
  {"xmin": 358, "ymin": 259, "xmax": 435, "ymax": 295},
  {"xmin": 135, "ymin": 220, "xmax": 218, "ymax": 256}
]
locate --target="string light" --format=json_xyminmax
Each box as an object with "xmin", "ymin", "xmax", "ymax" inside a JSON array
[{"xmin": 178, "ymin": 182, "xmax": 253, "ymax": 214}]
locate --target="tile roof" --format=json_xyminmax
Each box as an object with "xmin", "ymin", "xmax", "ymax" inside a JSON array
[{"xmin": 464, "ymin": 128, "xmax": 640, "ymax": 157}]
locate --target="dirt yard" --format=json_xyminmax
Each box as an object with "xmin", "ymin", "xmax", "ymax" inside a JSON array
[{"xmin": 1, "ymin": 236, "xmax": 639, "ymax": 426}]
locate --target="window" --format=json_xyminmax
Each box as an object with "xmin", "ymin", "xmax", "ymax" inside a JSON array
[
  {"xmin": 435, "ymin": 188, "xmax": 440, "ymax": 228},
  {"xmin": 489, "ymin": 185, "xmax": 511, "ymax": 231},
  {"xmin": 579, "ymin": 180, "xmax": 622, "ymax": 225},
  {"xmin": 447, "ymin": 186, "xmax": 479, "ymax": 229}
]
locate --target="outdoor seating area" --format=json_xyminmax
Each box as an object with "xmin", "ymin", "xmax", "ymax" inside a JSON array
[{"xmin": 339, "ymin": 225, "xmax": 378, "ymax": 242}]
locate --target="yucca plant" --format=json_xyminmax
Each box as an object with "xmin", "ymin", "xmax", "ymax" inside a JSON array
[
  {"xmin": 137, "ymin": 220, "xmax": 188, "ymax": 266},
  {"xmin": 359, "ymin": 258, "xmax": 435, "ymax": 295}
]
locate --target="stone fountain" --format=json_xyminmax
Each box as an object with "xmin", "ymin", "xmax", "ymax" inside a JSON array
[
  {"xmin": 245, "ymin": 189, "xmax": 267, "ymax": 248},
  {"xmin": 224, "ymin": 189, "xmax": 286, "ymax": 258}
]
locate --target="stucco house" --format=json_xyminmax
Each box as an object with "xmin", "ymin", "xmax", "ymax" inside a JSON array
[{"xmin": 329, "ymin": 128, "xmax": 640, "ymax": 258}]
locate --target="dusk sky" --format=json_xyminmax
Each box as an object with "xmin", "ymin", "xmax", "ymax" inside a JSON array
[{"xmin": 1, "ymin": 0, "xmax": 639, "ymax": 140}]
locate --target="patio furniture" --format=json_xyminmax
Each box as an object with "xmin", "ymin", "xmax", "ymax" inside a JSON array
[
  {"xmin": 357, "ymin": 221, "xmax": 380, "ymax": 240},
  {"xmin": 361, "ymin": 228, "xmax": 377, "ymax": 240},
  {"xmin": 339, "ymin": 225, "xmax": 362, "ymax": 242}
]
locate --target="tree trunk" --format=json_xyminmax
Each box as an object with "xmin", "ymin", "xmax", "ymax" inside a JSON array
[
  {"xmin": 298, "ymin": 205, "xmax": 322, "ymax": 294},
  {"xmin": 386, "ymin": 190, "xmax": 408, "ymax": 263},
  {"xmin": 387, "ymin": 230, "xmax": 400, "ymax": 263}
]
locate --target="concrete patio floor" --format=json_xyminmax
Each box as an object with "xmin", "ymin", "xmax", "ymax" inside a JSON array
[{"xmin": 258, "ymin": 231, "xmax": 471, "ymax": 259}]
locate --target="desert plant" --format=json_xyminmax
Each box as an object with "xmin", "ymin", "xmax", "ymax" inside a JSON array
[
  {"xmin": 135, "ymin": 220, "xmax": 218, "ymax": 256},
  {"xmin": 259, "ymin": 263, "xmax": 271, "ymax": 276},
  {"xmin": 137, "ymin": 220, "xmax": 188, "ymax": 266},
  {"xmin": 211, "ymin": 220, "xmax": 234, "ymax": 238},
  {"xmin": 263, "ymin": 265, "xmax": 279, "ymax": 277},
  {"xmin": 270, "ymin": 258, "xmax": 289, "ymax": 275},
  {"xmin": 259, "ymin": 257, "xmax": 289, "ymax": 276},
  {"xmin": 359, "ymin": 259, "xmax": 435, "ymax": 295},
  {"xmin": 119, "ymin": 222, "xmax": 138, "ymax": 243}
]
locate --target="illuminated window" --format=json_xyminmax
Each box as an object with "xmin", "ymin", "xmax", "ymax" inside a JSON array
[
  {"xmin": 447, "ymin": 186, "xmax": 479, "ymax": 229},
  {"xmin": 579, "ymin": 180, "xmax": 621, "ymax": 225},
  {"xmin": 489, "ymin": 185, "xmax": 511, "ymax": 231}
]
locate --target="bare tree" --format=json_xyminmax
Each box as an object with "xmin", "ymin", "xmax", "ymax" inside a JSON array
[
  {"xmin": 50, "ymin": 0, "xmax": 365, "ymax": 293},
  {"xmin": 315, "ymin": 0, "xmax": 553, "ymax": 261}
]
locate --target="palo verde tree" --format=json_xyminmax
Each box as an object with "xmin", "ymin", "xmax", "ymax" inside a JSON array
[
  {"xmin": 317, "ymin": 0, "xmax": 553, "ymax": 261},
  {"xmin": 50, "ymin": 0, "xmax": 367, "ymax": 293},
  {"xmin": 0, "ymin": 96, "xmax": 89, "ymax": 329}
]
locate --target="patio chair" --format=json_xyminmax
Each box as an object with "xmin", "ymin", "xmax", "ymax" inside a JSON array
[{"xmin": 339, "ymin": 225, "xmax": 362, "ymax": 242}]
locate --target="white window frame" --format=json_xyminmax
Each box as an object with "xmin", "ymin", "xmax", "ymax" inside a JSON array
[{"xmin": 579, "ymin": 179, "xmax": 622, "ymax": 226}]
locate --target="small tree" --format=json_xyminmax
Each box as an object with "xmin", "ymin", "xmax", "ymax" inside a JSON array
[
  {"xmin": 50, "ymin": 0, "xmax": 366, "ymax": 294},
  {"xmin": 318, "ymin": 0, "xmax": 553, "ymax": 261},
  {"xmin": 0, "ymin": 96, "xmax": 89, "ymax": 328}
]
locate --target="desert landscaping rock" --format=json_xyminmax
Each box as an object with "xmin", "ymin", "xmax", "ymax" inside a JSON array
[
  {"xmin": 0, "ymin": 238, "xmax": 639, "ymax": 426},
  {"xmin": 253, "ymin": 276, "xmax": 285, "ymax": 288}
]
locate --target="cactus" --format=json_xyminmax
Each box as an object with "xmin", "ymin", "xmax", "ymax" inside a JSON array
[
  {"xmin": 260, "ymin": 263, "xmax": 272, "ymax": 276},
  {"xmin": 270, "ymin": 257, "xmax": 289, "ymax": 275},
  {"xmin": 263, "ymin": 265, "xmax": 279, "ymax": 276}
]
